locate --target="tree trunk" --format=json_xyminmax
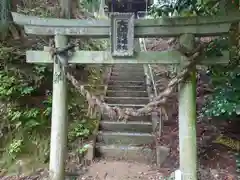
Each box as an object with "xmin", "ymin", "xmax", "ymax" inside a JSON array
[{"xmin": 0, "ymin": 0, "xmax": 22, "ymax": 40}]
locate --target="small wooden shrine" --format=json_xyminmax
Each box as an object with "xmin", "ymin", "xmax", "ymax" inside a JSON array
[{"xmin": 105, "ymin": 0, "xmax": 153, "ymax": 14}]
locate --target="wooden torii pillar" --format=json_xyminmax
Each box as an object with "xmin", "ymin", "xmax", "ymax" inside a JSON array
[{"xmin": 11, "ymin": 11, "xmax": 240, "ymax": 180}]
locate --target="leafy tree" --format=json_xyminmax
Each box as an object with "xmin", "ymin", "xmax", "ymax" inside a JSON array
[{"xmin": 149, "ymin": 0, "xmax": 240, "ymax": 121}]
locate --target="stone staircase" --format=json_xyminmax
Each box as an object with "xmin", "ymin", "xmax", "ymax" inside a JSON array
[{"xmin": 95, "ymin": 64, "xmax": 156, "ymax": 163}]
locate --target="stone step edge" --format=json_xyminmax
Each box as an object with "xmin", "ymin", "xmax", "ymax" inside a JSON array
[
  {"xmin": 105, "ymin": 97, "xmax": 149, "ymax": 100},
  {"xmin": 98, "ymin": 131, "xmax": 153, "ymax": 137},
  {"xmin": 100, "ymin": 121, "xmax": 152, "ymax": 125},
  {"xmin": 108, "ymin": 85, "xmax": 146, "ymax": 88},
  {"xmin": 101, "ymin": 113, "xmax": 151, "ymax": 119},
  {"xmin": 108, "ymin": 80, "xmax": 146, "ymax": 83},
  {"xmin": 95, "ymin": 143, "xmax": 154, "ymax": 151},
  {"xmin": 107, "ymin": 90, "xmax": 147, "ymax": 93},
  {"xmin": 110, "ymin": 75, "xmax": 145, "ymax": 77},
  {"xmin": 95, "ymin": 144, "xmax": 170, "ymax": 165},
  {"xmin": 101, "ymin": 111, "xmax": 151, "ymax": 116},
  {"xmin": 107, "ymin": 104, "xmax": 146, "ymax": 107}
]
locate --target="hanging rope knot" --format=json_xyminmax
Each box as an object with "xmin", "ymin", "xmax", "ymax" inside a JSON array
[
  {"xmin": 177, "ymin": 38, "xmax": 205, "ymax": 58},
  {"xmin": 49, "ymin": 44, "xmax": 76, "ymax": 67}
]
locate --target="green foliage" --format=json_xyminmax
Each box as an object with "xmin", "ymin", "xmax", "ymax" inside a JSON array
[
  {"xmin": 68, "ymin": 118, "xmax": 96, "ymax": 142},
  {"xmin": 76, "ymin": 145, "xmax": 88, "ymax": 155},
  {"xmin": 0, "ymin": 0, "xmax": 106, "ymax": 173},
  {"xmin": 204, "ymin": 37, "xmax": 229, "ymax": 57},
  {"xmin": 0, "ymin": 43, "xmax": 103, "ymax": 168},
  {"xmin": 148, "ymin": 0, "xmax": 233, "ymax": 17},
  {"xmin": 7, "ymin": 139, "xmax": 23, "ymax": 160},
  {"xmin": 80, "ymin": 0, "xmax": 100, "ymax": 13},
  {"xmin": 0, "ymin": 70, "xmax": 35, "ymax": 100},
  {"xmin": 150, "ymin": 0, "xmax": 240, "ymax": 123},
  {"xmin": 202, "ymin": 65, "xmax": 240, "ymax": 119},
  {"xmin": 0, "ymin": 0, "xmax": 107, "ymax": 167},
  {"xmin": 149, "ymin": 2, "xmax": 175, "ymax": 17},
  {"xmin": 196, "ymin": 0, "xmax": 221, "ymax": 16},
  {"xmin": 149, "ymin": 1, "xmax": 240, "ymax": 123},
  {"xmin": 0, "ymin": 41, "xmax": 104, "ymax": 174},
  {"xmin": 16, "ymin": 0, "xmax": 61, "ymax": 17},
  {"xmin": 0, "ymin": 60, "xmax": 101, "ymax": 168},
  {"xmin": 201, "ymin": 36, "xmax": 240, "ymax": 120},
  {"xmin": 0, "ymin": 63, "xmax": 49, "ymax": 162},
  {"xmin": 149, "ymin": 0, "xmax": 199, "ymax": 17}
]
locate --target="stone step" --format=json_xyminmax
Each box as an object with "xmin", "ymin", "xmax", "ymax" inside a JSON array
[
  {"xmin": 112, "ymin": 64, "xmax": 143, "ymax": 67},
  {"xmin": 106, "ymin": 90, "xmax": 148, "ymax": 97},
  {"xmin": 111, "ymin": 70, "xmax": 144, "ymax": 74},
  {"xmin": 107, "ymin": 103, "xmax": 146, "ymax": 109},
  {"xmin": 111, "ymin": 71, "xmax": 144, "ymax": 76},
  {"xmin": 108, "ymin": 80, "xmax": 146, "ymax": 86},
  {"xmin": 110, "ymin": 75, "xmax": 145, "ymax": 81},
  {"xmin": 105, "ymin": 96, "xmax": 149, "ymax": 104},
  {"xmin": 101, "ymin": 112, "xmax": 151, "ymax": 122},
  {"xmin": 108, "ymin": 85, "xmax": 146, "ymax": 91},
  {"xmin": 112, "ymin": 65, "xmax": 143, "ymax": 69},
  {"xmin": 95, "ymin": 144, "xmax": 156, "ymax": 164},
  {"xmin": 99, "ymin": 121, "xmax": 152, "ymax": 133},
  {"xmin": 111, "ymin": 67, "xmax": 143, "ymax": 71},
  {"xmin": 97, "ymin": 131, "xmax": 154, "ymax": 145},
  {"xmin": 111, "ymin": 70, "xmax": 145, "ymax": 77}
]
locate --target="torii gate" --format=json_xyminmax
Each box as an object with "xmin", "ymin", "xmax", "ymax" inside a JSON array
[{"xmin": 11, "ymin": 11, "xmax": 240, "ymax": 180}]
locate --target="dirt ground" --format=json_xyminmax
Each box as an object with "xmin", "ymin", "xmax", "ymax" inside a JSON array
[{"xmin": 80, "ymin": 160, "xmax": 161, "ymax": 180}]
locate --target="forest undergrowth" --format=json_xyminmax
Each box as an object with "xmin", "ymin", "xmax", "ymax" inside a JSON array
[{"xmin": 0, "ymin": 0, "xmax": 107, "ymax": 176}]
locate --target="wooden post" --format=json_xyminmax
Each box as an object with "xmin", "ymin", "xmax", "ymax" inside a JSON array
[
  {"xmin": 49, "ymin": 1, "xmax": 71, "ymax": 180},
  {"xmin": 178, "ymin": 34, "xmax": 197, "ymax": 180}
]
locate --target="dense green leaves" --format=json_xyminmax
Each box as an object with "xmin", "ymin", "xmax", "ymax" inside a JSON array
[
  {"xmin": 205, "ymin": 37, "xmax": 229, "ymax": 57},
  {"xmin": 149, "ymin": 0, "xmax": 226, "ymax": 17},
  {"xmin": 202, "ymin": 66, "xmax": 240, "ymax": 119}
]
